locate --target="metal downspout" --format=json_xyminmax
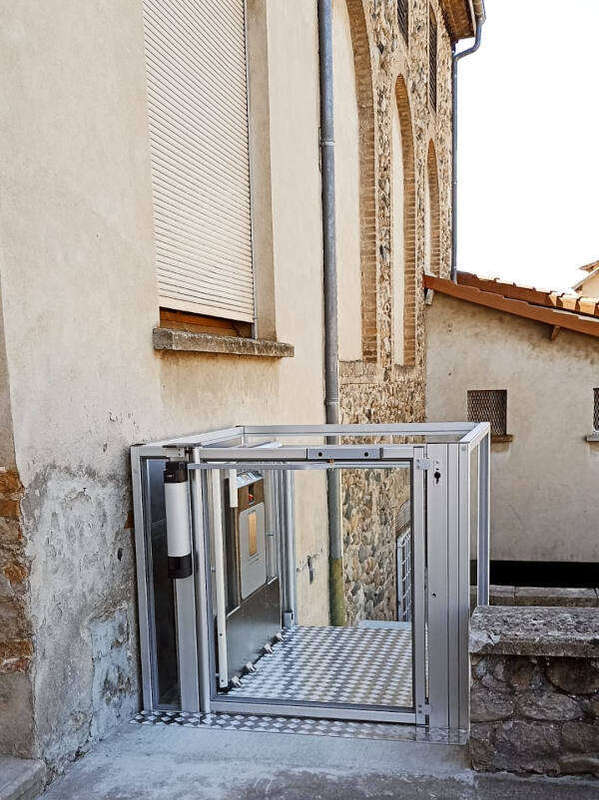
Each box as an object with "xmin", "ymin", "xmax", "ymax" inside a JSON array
[
  {"xmin": 318, "ymin": 0, "xmax": 345, "ymax": 626},
  {"xmin": 451, "ymin": 6, "xmax": 485, "ymax": 281}
]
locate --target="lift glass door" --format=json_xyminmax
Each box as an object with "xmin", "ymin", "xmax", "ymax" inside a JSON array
[{"xmin": 204, "ymin": 460, "xmax": 425, "ymax": 724}]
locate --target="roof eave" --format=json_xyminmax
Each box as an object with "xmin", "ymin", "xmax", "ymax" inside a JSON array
[
  {"xmin": 572, "ymin": 265, "xmax": 599, "ymax": 291},
  {"xmin": 440, "ymin": 0, "xmax": 477, "ymax": 41},
  {"xmin": 424, "ymin": 274, "xmax": 599, "ymax": 341}
]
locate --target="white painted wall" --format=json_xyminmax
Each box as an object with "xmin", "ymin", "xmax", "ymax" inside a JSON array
[
  {"xmin": 426, "ymin": 294, "xmax": 599, "ymax": 563},
  {"xmin": 333, "ymin": 0, "xmax": 362, "ymax": 362},
  {"xmin": 391, "ymin": 102, "xmax": 405, "ymax": 365}
]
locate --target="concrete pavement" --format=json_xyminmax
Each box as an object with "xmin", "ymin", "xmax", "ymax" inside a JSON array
[{"xmin": 40, "ymin": 722, "xmax": 599, "ymax": 799}]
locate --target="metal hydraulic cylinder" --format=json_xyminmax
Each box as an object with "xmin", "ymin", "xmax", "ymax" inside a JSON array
[{"xmin": 164, "ymin": 461, "xmax": 193, "ymax": 579}]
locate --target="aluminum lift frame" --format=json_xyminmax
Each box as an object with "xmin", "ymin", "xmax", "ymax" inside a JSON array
[{"xmin": 131, "ymin": 422, "xmax": 490, "ymax": 737}]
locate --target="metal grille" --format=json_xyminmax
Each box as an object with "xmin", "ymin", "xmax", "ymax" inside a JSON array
[
  {"xmin": 429, "ymin": 7, "xmax": 437, "ymax": 111},
  {"xmin": 467, "ymin": 390, "xmax": 507, "ymax": 436},
  {"xmin": 594, "ymin": 388, "xmax": 599, "ymax": 431},
  {"xmin": 396, "ymin": 527, "xmax": 412, "ymax": 622},
  {"xmin": 397, "ymin": 0, "xmax": 409, "ymax": 42}
]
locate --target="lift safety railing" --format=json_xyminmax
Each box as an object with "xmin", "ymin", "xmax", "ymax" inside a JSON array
[{"xmin": 131, "ymin": 422, "xmax": 490, "ymax": 739}]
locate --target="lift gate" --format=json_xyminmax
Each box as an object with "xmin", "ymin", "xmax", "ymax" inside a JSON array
[{"xmin": 131, "ymin": 423, "xmax": 490, "ymax": 738}]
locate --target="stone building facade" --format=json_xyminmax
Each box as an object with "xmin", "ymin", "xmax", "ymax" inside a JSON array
[
  {"xmin": 0, "ymin": 0, "xmax": 480, "ymax": 775},
  {"xmin": 336, "ymin": 0, "xmax": 455, "ymax": 623}
]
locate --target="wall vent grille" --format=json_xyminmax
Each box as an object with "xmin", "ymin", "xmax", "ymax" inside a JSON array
[
  {"xmin": 467, "ymin": 390, "xmax": 507, "ymax": 437},
  {"xmin": 594, "ymin": 388, "xmax": 599, "ymax": 430}
]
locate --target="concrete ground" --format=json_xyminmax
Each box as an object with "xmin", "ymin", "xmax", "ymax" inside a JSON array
[
  {"xmin": 39, "ymin": 722, "xmax": 599, "ymax": 800},
  {"xmin": 0, "ymin": 756, "xmax": 45, "ymax": 800}
]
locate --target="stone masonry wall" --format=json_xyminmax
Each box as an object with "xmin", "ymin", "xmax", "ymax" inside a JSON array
[
  {"xmin": 0, "ymin": 468, "xmax": 34, "ymax": 758},
  {"xmin": 470, "ymin": 606, "xmax": 599, "ymax": 779},
  {"xmin": 340, "ymin": 0, "xmax": 453, "ymax": 622}
]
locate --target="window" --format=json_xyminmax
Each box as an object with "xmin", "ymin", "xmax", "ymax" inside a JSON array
[
  {"xmin": 594, "ymin": 388, "xmax": 599, "ymax": 431},
  {"xmin": 397, "ymin": 0, "xmax": 409, "ymax": 42},
  {"xmin": 467, "ymin": 390, "xmax": 508, "ymax": 437},
  {"xmin": 428, "ymin": 7, "xmax": 437, "ymax": 111},
  {"xmin": 142, "ymin": 0, "xmax": 255, "ymax": 325}
]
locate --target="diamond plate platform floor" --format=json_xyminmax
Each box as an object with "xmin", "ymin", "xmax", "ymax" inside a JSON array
[
  {"xmin": 226, "ymin": 624, "xmax": 413, "ymax": 708},
  {"xmin": 131, "ymin": 710, "xmax": 460, "ymax": 744}
]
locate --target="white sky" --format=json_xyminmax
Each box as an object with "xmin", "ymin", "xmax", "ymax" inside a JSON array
[{"xmin": 458, "ymin": 0, "xmax": 599, "ymax": 292}]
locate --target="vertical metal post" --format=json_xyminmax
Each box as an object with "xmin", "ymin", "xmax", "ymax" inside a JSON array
[
  {"xmin": 477, "ymin": 432, "xmax": 491, "ymax": 606},
  {"xmin": 412, "ymin": 448, "xmax": 427, "ymax": 725},
  {"xmin": 190, "ymin": 447, "xmax": 212, "ymax": 713},
  {"xmin": 282, "ymin": 470, "xmax": 297, "ymax": 627},
  {"xmin": 446, "ymin": 444, "xmax": 460, "ymax": 731},
  {"xmin": 458, "ymin": 442, "xmax": 471, "ymax": 732},
  {"xmin": 130, "ymin": 448, "xmax": 154, "ymax": 710},
  {"xmin": 451, "ymin": 17, "xmax": 484, "ymax": 281},
  {"xmin": 318, "ymin": 0, "xmax": 345, "ymax": 627},
  {"xmin": 426, "ymin": 444, "xmax": 449, "ymax": 730},
  {"xmin": 208, "ymin": 471, "xmax": 229, "ymax": 689},
  {"xmin": 164, "ymin": 460, "xmax": 200, "ymax": 712}
]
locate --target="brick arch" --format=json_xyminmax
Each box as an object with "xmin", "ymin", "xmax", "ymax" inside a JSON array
[
  {"xmin": 394, "ymin": 75, "xmax": 416, "ymax": 367},
  {"xmin": 343, "ymin": 0, "xmax": 377, "ymax": 362},
  {"xmin": 426, "ymin": 139, "xmax": 441, "ymax": 277}
]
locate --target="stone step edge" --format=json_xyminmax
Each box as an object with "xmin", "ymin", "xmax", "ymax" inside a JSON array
[{"xmin": 0, "ymin": 757, "xmax": 46, "ymax": 800}]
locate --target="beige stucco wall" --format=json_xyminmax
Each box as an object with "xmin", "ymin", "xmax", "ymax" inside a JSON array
[
  {"xmin": 0, "ymin": 0, "xmax": 327, "ymax": 768},
  {"xmin": 0, "ymin": 0, "xmax": 459, "ymax": 768},
  {"xmin": 426, "ymin": 293, "xmax": 599, "ymax": 564},
  {"xmin": 578, "ymin": 271, "xmax": 599, "ymax": 298}
]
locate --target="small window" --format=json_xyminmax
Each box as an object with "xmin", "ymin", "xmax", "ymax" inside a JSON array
[
  {"xmin": 467, "ymin": 390, "xmax": 507, "ymax": 437},
  {"xmin": 428, "ymin": 7, "xmax": 437, "ymax": 111},
  {"xmin": 397, "ymin": 0, "xmax": 409, "ymax": 42},
  {"xmin": 594, "ymin": 388, "xmax": 599, "ymax": 431}
]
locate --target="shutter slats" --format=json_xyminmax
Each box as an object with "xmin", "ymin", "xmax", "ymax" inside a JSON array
[
  {"xmin": 143, "ymin": 0, "xmax": 254, "ymax": 323},
  {"xmin": 143, "ymin": 13, "xmax": 248, "ymax": 103},
  {"xmin": 146, "ymin": 90, "xmax": 252, "ymax": 181},
  {"xmin": 148, "ymin": 131, "xmax": 253, "ymax": 211},
  {"xmin": 154, "ymin": 205, "xmax": 253, "ymax": 262},
  {"xmin": 144, "ymin": 2, "xmax": 247, "ymax": 88},
  {"xmin": 158, "ymin": 270, "xmax": 254, "ymax": 305},
  {"xmin": 156, "ymin": 253, "xmax": 254, "ymax": 290}
]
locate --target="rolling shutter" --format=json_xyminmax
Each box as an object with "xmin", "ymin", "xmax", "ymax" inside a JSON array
[{"xmin": 143, "ymin": 0, "xmax": 255, "ymax": 323}]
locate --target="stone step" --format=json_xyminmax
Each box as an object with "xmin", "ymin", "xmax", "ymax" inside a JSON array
[{"xmin": 0, "ymin": 757, "xmax": 45, "ymax": 800}]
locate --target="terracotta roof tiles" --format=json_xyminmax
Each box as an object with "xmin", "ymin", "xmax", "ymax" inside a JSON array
[{"xmin": 424, "ymin": 271, "xmax": 599, "ymax": 340}]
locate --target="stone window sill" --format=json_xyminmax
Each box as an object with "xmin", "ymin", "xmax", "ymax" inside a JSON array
[
  {"xmin": 491, "ymin": 434, "xmax": 513, "ymax": 444},
  {"xmin": 586, "ymin": 432, "xmax": 599, "ymax": 443},
  {"xmin": 153, "ymin": 327, "xmax": 294, "ymax": 358}
]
